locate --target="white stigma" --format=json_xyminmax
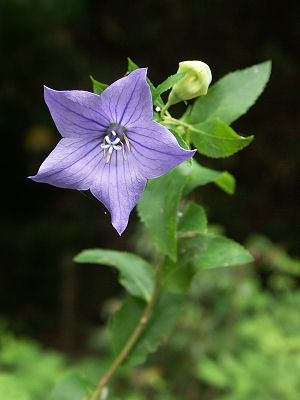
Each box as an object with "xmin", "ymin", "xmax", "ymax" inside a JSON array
[{"xmin": 101, "ymin": 135, "xmax": 122, "ymax": 163}]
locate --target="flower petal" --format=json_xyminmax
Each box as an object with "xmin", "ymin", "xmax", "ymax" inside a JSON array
[
  {"xmin": 99, "ymin": 68, "xmax": 153, "ymax": 128},
  {"xmin": 90, "ymin": 150, "xmax": 147, "ymax": 235},
  {"xmin": 44, "ymin": 86, "xmax": 110, "ymax": 138},
  {"xmin": 127, "ymin": 120, "xmax": 196, "ymax": 179},
  {"xmin": 34, "ymin": 70, "xmax": 196, "ymax": 236},
  {"xmin": 29, "ymin": 137, "xmax": 103, "ymax": 190}
]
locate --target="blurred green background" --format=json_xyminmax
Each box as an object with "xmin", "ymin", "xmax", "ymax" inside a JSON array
[{"xmin": 0, "ymin": 0, "xmax": 299, "ymax": 398}]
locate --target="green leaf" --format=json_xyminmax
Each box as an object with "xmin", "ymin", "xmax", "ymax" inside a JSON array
[
  {"xmin": 0, "ymin": 375, "xmax": 32, "ymax": 400},
  {"xmin": 127, "ymin": 57, "xmax": 164, "ymax": 108},
  {"xmin": 137, "ymin": 160, "xmax": 235, "ymax": 261},
  {"xmin": 188, "ymin": 233, "xmax": 254, "ymax": 269},
  {"xmin": 169, "ymin": 128, "xmax": 190, "ymax": 150},
  {"xmin": 152, "ymin": 72, "xmax": 186, "ymax": 101},
  {"xmin": 189, "ymin": 60, "xmax": 271, "ymax": 125},
  {"xmin": 162, "ymin": 256, "xmax": 196, "ymax": 294},
  {"xmin": 48, "ymin": 373, "xmax": 96, "ymax": 400},
  {"xmin": 162, "ymin": 233, "xmax": 253, "ymax": 293},
  {"xmin": 214, "ymin": 171, "xmax": 235, "ymax": 194},
  {"xmin": 168, "ymin": 128, "xmax": 192, "ymax": 166},
  {"xmin": 127, "ymin": 57, "xmax": 140, "ymax": 73},
  {"xmin": 190, "ymin": 119, "xmax": 254, "ymax": 158},
  {"xmin": 178, "ymin": 160, "xmax": 236, "ymax": 196},
  {"xmin": 137, "ymin": 168, "xmax": 189, "ymax": 261},
  {"xmin": 110, "ymin": 290, "xmax": 184, "ymax": 366},
  {"xmin": 74, "ymin": 250, "xmax": 154, "ymax": 302},
  {"xmin": 178, "ymin": 202, "xmax": 207, "ymax": 234},
  {"xmin": 90, "ymin": 75, "xmax": 108, "ymax": 95}
]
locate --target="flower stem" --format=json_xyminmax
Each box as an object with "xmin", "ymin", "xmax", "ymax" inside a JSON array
[
  {"xmin": 160, "ymin": 115, "xmax": 191, "ymax": 130},
  {"xmin": 160, "ymin": 101, "xmax": 171, "ymax": 118},
  {"xmin": 90, "ymin": 255, "xmax": 164, "ymax": 400}
]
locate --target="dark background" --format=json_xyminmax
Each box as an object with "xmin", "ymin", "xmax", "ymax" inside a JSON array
[{"xmin": 0, "ymin": 0, "xmax": 299, "ymax": 350}]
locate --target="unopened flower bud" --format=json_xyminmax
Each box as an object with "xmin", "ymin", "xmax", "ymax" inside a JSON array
[{"xmin": 168, "ymin": 61, "xmax": 212, "ymax": 106}]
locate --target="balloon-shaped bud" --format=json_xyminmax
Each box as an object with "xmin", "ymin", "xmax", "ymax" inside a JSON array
[{"xmin": 168, "ymin": 61, "xmax": 212, "ymax": 106}]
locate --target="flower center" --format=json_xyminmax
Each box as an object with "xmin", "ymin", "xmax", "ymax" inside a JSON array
[{"xmin": 101, "ymin": 124, "xmax": 131, "ymax": 164}]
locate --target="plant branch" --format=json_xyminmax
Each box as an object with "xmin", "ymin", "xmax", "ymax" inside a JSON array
[
  {"xmin": 90, "ymin": 255, "xmax": 164, "ymax": 400},
  {"xmin": 160, "ymin": 115, "xmax": 191, "ymax": 129}
]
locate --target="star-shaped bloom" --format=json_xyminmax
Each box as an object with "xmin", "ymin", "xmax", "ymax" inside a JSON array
[{"xmin": 29, "ymin": 69, "xmax": 196, "ymax": 234}]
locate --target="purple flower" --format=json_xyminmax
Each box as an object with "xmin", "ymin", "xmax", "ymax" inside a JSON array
[{"xmin": 29, "ymin": 69, "xmax": 196, "ymax": 235}]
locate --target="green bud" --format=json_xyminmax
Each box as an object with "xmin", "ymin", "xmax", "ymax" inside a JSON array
[{"xmin": 168, "ymin": 61, "xmax": 212, "ymax": 106}]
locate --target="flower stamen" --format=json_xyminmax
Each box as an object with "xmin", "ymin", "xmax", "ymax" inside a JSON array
[
  {"xmin": 101, "ymin": 123, "xmax": 131, "ymax": 164},
  {"xmin": 124, "ymin": 135, "xmax": 131, "ymax": 152},
  {"xmin": 120, "ymin": 141, "xmax": 127, "ymax": 160},
  {"xmin": 101, "ymin": 135, "xmax": 124, "ymax": 164}
]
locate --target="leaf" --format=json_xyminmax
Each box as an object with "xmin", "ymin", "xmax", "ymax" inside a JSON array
[
  {"xmin": 137, "ymin": 160, "xmax": 235, "ymax": 261},
  {"xmin": 162, "ymin": 233, "xmax": 253, "ymax": 293},
  {"xmin": 189, "ymin": 60, "xmax": 271, "ymax": 125},
  {"xmin": 187, "ymin": 233, "xmax": 254, "ymax": 269},
  {"xmin": 0, "ymin": 375, "xmax": 32, "ymax": 400},
  {"xmin": 152, "ymin": 72, "xmax": 186, "ymax": 101},
  {"xmin": 74, "ymin": 250, "xmax": 154, "ymax": 302},
  {"xmin": 48, "ymin": 373, "xmax": 96, "ymax": 400},
  {"xmin": 90, "ymin": 76, "xmax": 108, "ymax": 95},
  {"xmin": 127, "ymin": 57, "xmax": 140, "ymax": 73},
  {"xmin": 161, "ymin": 256, "xmax": 196, "ymax": 294},
  {"xmin": 127, "ymin": 57, "xmax": 164, "ymax": 108},
  {"xmin": 178, "ymin": 202, "xmax": 207, "ymax": 234},
  {"xmin": 169, "ymin": 128, "xmax": 191, "ymax": 151},
  {"xmin": 178, "ymin": 160, "xmax": 236, "ymax": 196},
  {"xmin": 110, "ymin": 290, "xmax": 184, "ymax": 366},
  {"xmin": 137, "ymin": 168, "xmax": 189, "ymax": 262},
  {"xmin": 214, "ymin": 172, "xmax": 235, "ymax": 194},
  {"xmin": 168, "ymin": 128, "xmax": 192, "ymax": 166},
  {"xmin": 190, "ymin": 119, "xmax": 254, "ymax": 158}
]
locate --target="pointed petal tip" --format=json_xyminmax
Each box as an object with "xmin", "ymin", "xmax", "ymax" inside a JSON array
[
  {"xmin": 44, "ymin": 85, "xmax": 65, "ymax": 97},
  {"xmin": 44, "ymin": 85, "xmax": 56, "ymax": 100},
  {"xmin": 112, "ymin": 218, "xmax": 128, "ymax": 236},
  {"xmin": 27, "ymin": 174, "xmax": 44, "ymax": 184},
  {"xmin": 43, "ymin": 85, "xmax": 53, "ymax": 93},
  {"xmin": 180, "ymin": 147, "xmax": 197, "ymax": 162},
  {"xmin": 130, "ymin": 67, "xmax": 148, "ymax": 79}
]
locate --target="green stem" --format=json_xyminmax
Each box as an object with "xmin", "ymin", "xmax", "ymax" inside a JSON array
[
  {"xmin": 160, "ymin": 115, "xmax": 191, "ymax": 129},
  {"xmin": 160, "ymin": 101, "xmax": 171, "ymax": 118},
  {"xmin": 90, "ymin": 255, "xmax": 164, "ymax": 400}
]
